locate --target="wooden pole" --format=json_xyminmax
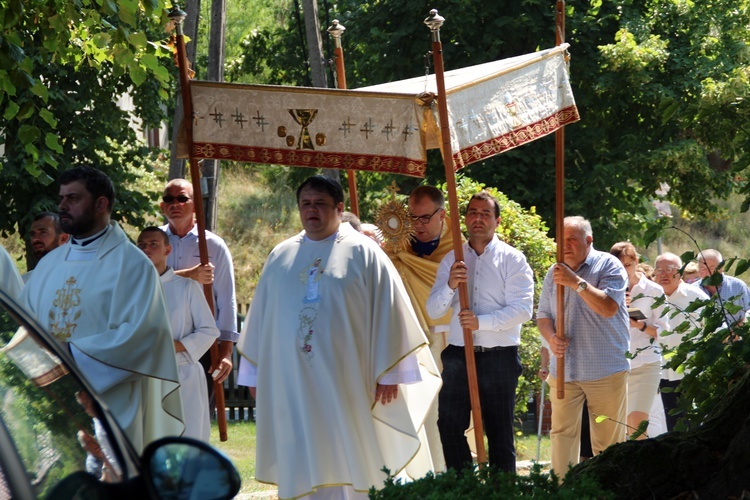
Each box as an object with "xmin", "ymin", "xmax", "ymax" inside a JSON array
[
  {"xmin": 425, "ymin": 9, "xmax": 487, "ymax": 467},
  {"xmin": 555, "ymin": 0, "xmax": 566, "ymax": 400},
  {"xmin": 327, "ymin": 20, "xmax": 359, "ymax": 216},
  {"xmin": 168, "ymin": 5, "xmax": 229, "ymax": 441}
]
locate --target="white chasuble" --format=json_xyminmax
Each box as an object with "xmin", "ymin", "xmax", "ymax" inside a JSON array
[
  {"xmin": 160, "ymin": 268, "xmax": 219, "ymax": 441},
  {"xmin": 1, "ymin": 245, "xmax": 23, "ymax": 299},
  {"xmin": 21, "ymin": 222, "xmax": 184, "ymax": 453},
  {"xmin": 238, "ymin": 224, "xmax": 441, "ymax": 499}
]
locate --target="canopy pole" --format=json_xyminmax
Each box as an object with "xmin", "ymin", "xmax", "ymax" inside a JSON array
[
  {"xmin": 424, "ymin": 9, "xmax": 487, "ymax": 468},
  {"xmin": 327, "ymin": 20, "xmax": 359, "ymax": 216},
  {"xmin": 554, "ymin": 0, "xmax": 566, "ymax": 400},
  {"xmin": 168, "ymin": 4, "xmax": 229, "ymax": 441}
]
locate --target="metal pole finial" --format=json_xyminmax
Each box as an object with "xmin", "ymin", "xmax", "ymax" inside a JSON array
[
  {"xmin": 424, "ymin": 9, "xmax": 444, "ymax": 32},
  {"xmin": 168, "ymin": 4, "xmax": 187, "ymax": 23},
  {"xmin": 327, "ymin": 19, "xmax": 346, "ymax": 40},
  {"xmin": 168, "ymin": 4, "xmax": 187, "ymax": 34}
]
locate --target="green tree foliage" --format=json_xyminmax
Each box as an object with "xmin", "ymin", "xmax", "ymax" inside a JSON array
[
  {"xmin": 232, "ymin": 0, "xmax": 750, "ymax": 248},
  {"xmin": 659, "ymin": 252, "xmax": 750, "ymax": 428},
  {"xmin": 0, "ymin": 0, "xmax": 173, "ymax": 243}
]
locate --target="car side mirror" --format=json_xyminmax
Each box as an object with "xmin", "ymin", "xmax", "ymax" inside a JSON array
[{"xmin": 142, "ymin": 437, "xmax": 241, "ymax": 499}]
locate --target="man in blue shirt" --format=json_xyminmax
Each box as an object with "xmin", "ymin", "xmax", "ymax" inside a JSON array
[
  {"xmin": 698, "ymin": 249, "xmax": 750, "ymax": 328},
  {"xmin": 537, "ymin": 216, "xmax": 629, "ymax": 478},
  {"xmin": 160, "ymin": 179, "xmax": 238, "ymax": 408}
]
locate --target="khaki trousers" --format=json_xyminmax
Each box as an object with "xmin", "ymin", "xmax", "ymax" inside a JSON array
[{"xmin": 548, "ymin": 371, "xmax": 628, "ymax": 477}]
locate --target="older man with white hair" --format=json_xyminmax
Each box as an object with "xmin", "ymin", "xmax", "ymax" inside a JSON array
[
  {"xmin": 537, "ymin": 216, "xmax": 630, "ymax": 477},
  {"xmin": 697, "ymin": 249, "xmax": 750, "ymax": 328},
  {"xmin": 654, "ymin": 252, "xmax": 710, "ymax": 431}
]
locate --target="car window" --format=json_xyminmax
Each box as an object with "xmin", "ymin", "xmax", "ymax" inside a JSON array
[{"xmin": 0, "ymin": 306, "xmax": 125, "ymax": 498}]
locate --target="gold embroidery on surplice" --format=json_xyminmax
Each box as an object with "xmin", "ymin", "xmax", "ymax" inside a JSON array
[{"xmin": 49, "ymin": 276, "xmax": 81, "ymax": 341}]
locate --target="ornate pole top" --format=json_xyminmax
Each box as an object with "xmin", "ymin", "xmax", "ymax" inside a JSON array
[
  {"xmin": 168, "ymin": 4, "xmax": 187, "ymax": 34},
  {"xmin": 327, "ymin": 19, "xmax": 346, "ymax": 40},
  {"xmin": 424, "ymin": 9, "xmax": 445, "ymax": 32}
]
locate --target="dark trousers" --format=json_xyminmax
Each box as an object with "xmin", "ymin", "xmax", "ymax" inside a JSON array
[
  {"xmin": 660, "ymin": 379, "xmax": 684, "ymax": 431},
  {"xmin": 580, "ymin": 400, "xmax": 593, "ymax": 459},
  {"xmin": 200, "ymin": 351, "xmax": 217, "ymax": 418},
  {"xmin": 438, "ymin": 344, "xmax": 522, "ymax": 473}
]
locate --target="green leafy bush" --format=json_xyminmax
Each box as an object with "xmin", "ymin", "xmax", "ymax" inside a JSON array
[{"xmin": 369, "ymin": 465, "xmax": 613, "ymax": 499}]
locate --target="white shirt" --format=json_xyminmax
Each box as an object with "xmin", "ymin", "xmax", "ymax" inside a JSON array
[
  {"xmin": 628, "ymin": 273, "xmax": 669, "ymax": 368},
  {"xmin": 661, "ymin": 281, "xmax": 710, "ymax": 381},
  {"xmin": 426, "ymin": 235, "xmax": 534, "ymax": 347}
]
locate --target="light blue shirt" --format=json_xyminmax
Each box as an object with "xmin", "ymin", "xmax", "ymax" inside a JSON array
[
  {"xmin": 700, "ymin": 273, "xmax": 750, "ymax": 327},
  {"xmin": 161, "ymin": 224, "xmax": 239, "ymax": 342},
  {"xmin": 426, "ymin": 235, "xmax": 534, "ymax": 347},
  {"xmin": 537, "ymin": 247, "xmax": 630, "ymax": 382}
]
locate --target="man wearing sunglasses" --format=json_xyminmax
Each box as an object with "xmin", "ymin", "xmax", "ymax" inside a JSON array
[
  {"xmin": 384, "ymin": 185, "xmax": 461, "ymax": 472},
  {"xmin": 159, "ymin": 178, "xmax": 238, "ymax": 405}
]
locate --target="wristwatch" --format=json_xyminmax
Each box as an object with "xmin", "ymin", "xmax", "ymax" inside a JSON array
[
  {"xmin": 576, "ymin": 280, "xmax": 588, "ymax": 293},
  {"xmin": 639, "ymin": 322, "xmax": 647, "ymax": 332}
]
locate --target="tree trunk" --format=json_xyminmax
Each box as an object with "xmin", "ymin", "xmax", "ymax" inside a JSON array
[
  {"xmin": 569, "ymin": 367, "xmax": 750, "ymax": 498},
  {"xmin": 168, "ymin": 0, "xmax": 201, "ymax": 182},
  {"xmin": 300, "ymin": 0, "xmax": 338, "ymax": 184}
]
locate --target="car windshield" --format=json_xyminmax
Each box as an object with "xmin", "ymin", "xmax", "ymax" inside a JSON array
[{"xmin": 0, "ymin": 303, "xmax": 126, "ymax": 498}]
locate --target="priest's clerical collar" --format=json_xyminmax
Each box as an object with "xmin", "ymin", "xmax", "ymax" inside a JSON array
[
  {"xmin": 71, "ymin": 225, "xmax": 109, "ymax": 247},
  {"xmin": 411, "ymin": 236, "xmax": 440, "ymax": 257},
  {"xmin": 303, "ymin": 231, "xmax": 338, "ymax": 243}
]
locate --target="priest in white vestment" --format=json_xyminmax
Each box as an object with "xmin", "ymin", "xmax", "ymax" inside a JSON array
[
  {"xmin": 1, "ymin": 245, "xmax": 23, "ymax": 300},
  {"xmin": 138, "ymin": 226, "xmax": 220, "ymax": 441},
  {"xmin": 238, "ymin": 176, "xmax": 441, "ymax": 499},
  {"xmin": 20, "ymin": 167, "xmax": 184, "ymax": 453}
]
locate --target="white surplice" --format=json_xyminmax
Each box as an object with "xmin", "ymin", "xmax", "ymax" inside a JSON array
[
  {"xmin": 160, "ymin": 268, "xmax": 219, "ymax": 441},
  {"xmin": 1, "ymin": 245, "xmax": 23, "ymax": 299},
  {"xmin": 20, "ymin": 222, "xmax": 184, "ymax": 453},
  {"xmin": 238, "ymin": 224, "xmax": 441, "ymax": 499}
]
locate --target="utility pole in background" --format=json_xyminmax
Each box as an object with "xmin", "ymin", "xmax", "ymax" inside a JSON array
[
  {"xmin": 301, "ymin": 0, "xmax": 339, "ymax": 184},
  {"xmin": 203, "ymin": 0, "xmax": 226, "ymax": 231},
  {"xmin": 169, "ymin": 0, "xmax": 201, "ymax": 181}
]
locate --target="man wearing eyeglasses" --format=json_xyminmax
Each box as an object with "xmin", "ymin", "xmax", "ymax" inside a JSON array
[
  {"xmin": 160, "ymin": 179, "xmax": 238, "ymax": 399},
  {"xmin": 654, "ymin": 252, "xmax": 709, "ymax": 431},
  {"xmin": 697, "ymin": 249, "xmax": 750, "ymax": 328},
  {"xmin": 384, "ymin": 185, "xmax": 460, "ymax": 472}
]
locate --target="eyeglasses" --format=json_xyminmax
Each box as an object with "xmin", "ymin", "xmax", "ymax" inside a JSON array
[
  {"xmin": 162, "ymin": 195, "xmax": 191, "ymax": 204},
  {"xmin": 654, "ymin": 265, "xmax": 679, "ymax": 274},
  {"xmin": 409, "ymin": 207, "xmax": 442, "ymax": 225}
]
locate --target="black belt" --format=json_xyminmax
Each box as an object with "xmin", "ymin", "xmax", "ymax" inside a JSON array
[{"xmin": 474, "ymin": 345, "xmax": 510, "ymax": 353}]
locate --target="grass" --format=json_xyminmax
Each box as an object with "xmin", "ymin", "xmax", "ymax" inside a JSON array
[
  {"xmin": 210, "ymin": 420, "xmax": 277, "ymax": 496},
  {"xmin": 210, "ymin": 420, "xmax": 551, "ymax": 495}
]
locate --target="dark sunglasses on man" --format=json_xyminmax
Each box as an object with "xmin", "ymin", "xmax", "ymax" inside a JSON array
[{"xmin": 162, "ymin": 195, "xmax": 191, "ymax": 204}]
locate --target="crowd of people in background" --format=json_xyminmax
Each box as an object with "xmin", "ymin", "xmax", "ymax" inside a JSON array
[{"xmin": 2, "ymin": 169, "xmax": 750, "ymax": 497}]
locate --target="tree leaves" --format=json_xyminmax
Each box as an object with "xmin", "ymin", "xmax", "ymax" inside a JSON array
[{"xmin": 0, "ymin": 0, "xmax": 173, "ymax": 243}]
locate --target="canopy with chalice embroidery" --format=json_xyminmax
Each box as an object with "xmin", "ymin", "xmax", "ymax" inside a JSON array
[{"xmin": 177, "ymin": 44, "xmax": 578, "ymax": 177}]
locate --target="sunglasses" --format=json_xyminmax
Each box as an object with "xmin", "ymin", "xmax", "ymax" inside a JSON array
[{"xmin": 162, "ymin": 195, "xmax": 191, "ymax": 204}]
